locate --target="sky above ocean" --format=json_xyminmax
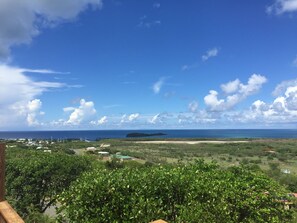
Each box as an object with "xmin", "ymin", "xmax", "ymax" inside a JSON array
[{"xmin": 1, "ymin": 0, "xmax": 297, "ymax": 130}]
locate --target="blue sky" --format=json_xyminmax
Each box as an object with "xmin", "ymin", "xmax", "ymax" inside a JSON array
[{"xmin": 1, "ymin": 0, "xmax": 297, "ymax": 130}]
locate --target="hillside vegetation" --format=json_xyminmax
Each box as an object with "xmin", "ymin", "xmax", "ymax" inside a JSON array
[{"xmin": 3, "ymin": 138, "xmax": 297, "ymax": 222}]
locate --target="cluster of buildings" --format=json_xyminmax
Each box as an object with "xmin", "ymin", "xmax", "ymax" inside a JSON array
[
  {"xmin": 85, "ymin": 144, "xmax": 133, "ymax": 161},
  {"xmin": 7, "ymin": 139, "xmax": 54, "ymax": 153}
]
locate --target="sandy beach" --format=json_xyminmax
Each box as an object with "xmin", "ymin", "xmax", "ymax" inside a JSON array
[{"xmin": 135, "ymin": 140, "xmax": 248, "ymax": 145}]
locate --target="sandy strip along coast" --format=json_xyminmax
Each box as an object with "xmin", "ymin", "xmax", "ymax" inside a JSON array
[{"xmin": 135, "ymin": 140, "xmax": 248, "ymax": 145}]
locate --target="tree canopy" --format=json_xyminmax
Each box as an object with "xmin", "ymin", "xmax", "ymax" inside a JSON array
[
  {"xmin": 58, "ymin": 160, "xmax": 293, "ymax": 223},
  {"xmin": 6, "ymin": 149, "xmax": 92, "ymax": 218}
]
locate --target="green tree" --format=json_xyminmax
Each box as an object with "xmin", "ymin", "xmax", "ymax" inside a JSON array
[
  {"xmin": 58, "ymin": 160, "xmax": 293, "ymax": 223},
  {"xmin": 6, "ymin": 149, "xmax": 92, "ymax": 217}
]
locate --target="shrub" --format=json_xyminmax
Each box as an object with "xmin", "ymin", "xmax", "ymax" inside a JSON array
[
  {"xmin": 6, "ymin": 149, "xmax": 92, "ymax": 217},
  {"xmin": 58, "ymin": 160, "xmax": 292, "ymax": 223}
]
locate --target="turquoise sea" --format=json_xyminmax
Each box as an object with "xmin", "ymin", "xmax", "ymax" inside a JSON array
[{"xmin": 1, "ymin": 129, "xmax": 297, "ymax": 140}]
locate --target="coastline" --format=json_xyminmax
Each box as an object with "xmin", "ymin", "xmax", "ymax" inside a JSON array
[{"xmin": 135, "ymin": 140, "xmax": 248, "ymax": 144}]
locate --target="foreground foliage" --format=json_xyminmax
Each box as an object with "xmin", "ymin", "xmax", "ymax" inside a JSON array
[
  {"xmin": 58, "ymin": 160, "xmax": 293, "ymax": 223},
  {"xmin": 6, "ymin": 149, "xmax": 92, "ymax": 218}
]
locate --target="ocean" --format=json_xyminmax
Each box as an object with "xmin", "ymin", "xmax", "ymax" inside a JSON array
[{"xmin": 0, "ymin": 129, "xmax": 297, "ymax": 140}]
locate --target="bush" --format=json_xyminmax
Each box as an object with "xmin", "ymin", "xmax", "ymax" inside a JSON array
[
  {"xmin": 105, "ymin": 157, "xmax": 124, "ymax": 169},
  {"xmin": 58, "ymin": 160, "xmax": 292, "ymax": 223},
  {"xmin": 6, "ymin": 149, "xmax": 93, "ymax": 217}
]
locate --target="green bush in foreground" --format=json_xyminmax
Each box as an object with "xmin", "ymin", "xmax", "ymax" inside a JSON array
[
  {"xmin": 58, "ymin": 160, "xmax": 293, "ymax": 223},
  {"xmin": 6, "ymin": 149, "xmax": 93, "ymax": 217}
]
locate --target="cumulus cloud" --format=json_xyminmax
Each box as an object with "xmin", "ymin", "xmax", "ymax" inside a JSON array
[
  {"xmin": 221, "ymin": 79, "xmax": 240, "ymax": 94},
  {"xmin": 267, "ymin": 0, "xmax": 297, "ymax": 14},
  {"xmin": 251, "ymin": 100, "xmax": 269, "ymax": 112},
  {"xmin": 66, "ymin": 99, "xmax": 97, "ymax": 125},
  {"xmin": 90, "ymin": 116, "xmax": 108, "ymax": 125},
  {"xmin": 121, "ymin": 113, "xmax": 140, "ymax": 123},
  {"xmin": 26, "ymin": 99, "xmax": 43, "ymax": 126},
  {"xmin": 202, "ymin": 48, "xmax": 219, "ymax": 61},
  {"xmin": 227, "ymin": 80, "xmax": 297, "ymax": 126},
  {"xmin": 98, "ymin": 116, "xmax": 108, "ymax": 124},
  {"xmin": 0, "ymin": 0, "xmax": 102, "ymax": 60},
  {"xmin": 273, "ymin": 78, "xmax": 297, "ymax": 96},
  {"xmin": 0, "ymin": 64, "xmax": 64, "ymax": 128},
  {"xmin": 128, "ymin": 113, "xmax": 139, "ymax": 121},
  {"xmin": 284, "ymin": 86, "xmax": 297, "ymax": 110},
  {"xmin": 204, "ymin": 90, "xmax": 224, "ymax": 111},
  {"xmin": 204, "ymin": 74, "xmax": 267, "ymax": 111},
  {"xmin": 181, "ymin": 78, "xmax": 297, "ymax": 127},
  {"xmin": 153, "ymin": 78, "xmax": 165, "ymax": 94}
]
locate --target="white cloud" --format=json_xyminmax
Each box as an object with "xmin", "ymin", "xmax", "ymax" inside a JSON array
[
  {"xmin": 204, "ymin": 90, "xmax": 225, "ymax": 110},
  {"xmin": 0, "ymin": 64, "xmax": 65, "ymax": 107},
  {"xmin": 26, "ymin": 99, "xmax": 43, "ymax": 126},
  {"xmin": 272, "ymin": 78, "xmax": 297, "ymax": 96},
  {"xmin": 204, "ymin": 74, "xmax": 267, "ymax": 111},
  {"xmin": 184, "ymin": 48, "xmax": 219, "ymax": 70},
  {"xmin": 20, "ymin": 68, "xmax": 70, "ymax": 74},
  {"xmin": 149, "ymin": 113, "xmax": 169, "ymax": 124},
  {"xmin": 202, "ymin": 48, "xmax": 219, "ymax": 61},
  {"xmin": 285, "ymin": 86, "xmax": 297, "ymax": 110},
  {"xmin": 153, "ymin": 78, "xmax": 165, "ymax": 94},
  {"xmin": 188, "ymin": 100, "xmax": 199, "ymax": 112},
  {"xmin": 239, "ymin": 74, "xmax": 267, "ymax": 96},
  {"xmin": 66, "ymin": 99, "xmax": 97, "ymax": 125},
  {"xmin": 267, "ymin": 0, "xmax": 297, "ymax": 14},
  {"xmin": 149, "ymin": 114, "xmax": 161, "ymax": 124},
  {"xmin": 0, "ymin": 0, "xmax": 102, "ymax": 60},
  {"xmin": 90, "ymin": 116, "xmax": 108, "ymax": 125},
  {"xmin": 98, "ymin": 116, "xmax": 108, "ymax": 124},
  {"xmin": 63, "ymin": 107, "xmax": 75, "ymax": 112},
  {"xmin": 128, "ymin": 113, "xmax": 139, "ymax": 121},
  {"xmin": 227, "ymin": 80, "xmax": 297, "ymax": 126},
  {"xmin": 121, "ymin": 113, "xmax": 140, "ymax": 123},
  {"xmin": 0, "ymin": 64, "xmax": 64, "ymax": 129},
  {"xmin": 251, "ymin": 100, "xmax": 269, "ymax": 112},
  {"xmin": 221, "ymin": 79, "xmax": 240, "ymax": 94}
]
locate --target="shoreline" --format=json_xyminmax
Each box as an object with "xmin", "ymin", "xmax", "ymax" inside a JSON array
[{"xmin": 135, "ymin": 140, "xmax": 248, "ymax": 145}]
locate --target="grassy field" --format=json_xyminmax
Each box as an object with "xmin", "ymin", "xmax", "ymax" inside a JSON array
[
  {"xmin": 92, "ymin": 138, "xmax": 296, "ymax": 170},
  {"xmin": 5, "ymin": 138, "xmax": 297, "ymax": 169},
  {"xmin": 4, "ymin": 138, "xmax": 297, "ymax": 191}
]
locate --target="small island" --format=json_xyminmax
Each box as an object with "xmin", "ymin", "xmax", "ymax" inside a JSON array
[{"xmin": 126, "ymin": 132, "xmax": 167, "ymax": 138}]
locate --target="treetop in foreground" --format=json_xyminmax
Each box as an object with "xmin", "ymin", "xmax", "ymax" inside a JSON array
[{"xmin": 58, "ymin": 160, "xmax": 293, "ymax": 223}]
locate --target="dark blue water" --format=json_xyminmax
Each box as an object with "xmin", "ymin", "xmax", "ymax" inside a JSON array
[{"xmin": 0, "ymin": 129, "xmax": 297, "ymax": 140}]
